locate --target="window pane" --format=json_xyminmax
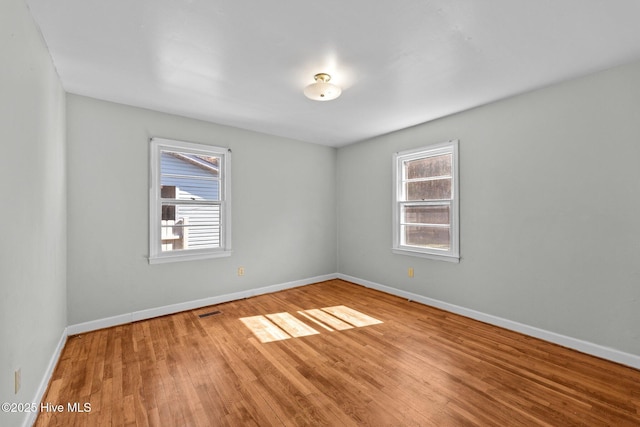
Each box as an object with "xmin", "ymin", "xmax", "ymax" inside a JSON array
[
  {"xmin": 406, "ymin": 178, "xmax": 451, "ymax": 200},
  {"xmin": 162, "ymin": 204, "xmax": 176, "ymax": 221},
  {"xmin": 160, "ymin": 204, "xmax": 220, "ymax": 251},
  {"xmin": 161, "ymin": 186, "xmax": 176, "ymax": 198},
  {"xmin": 160, "ymin": 151, "xmax": 219, "ymax": 201},
  {"xmin": 403, "ymin": 225, "xmax": 450, "ymax": 250},
  {"xmin": 405, "ymin": 154, "xmax": 451, "ymax": 179},
  {"xmin": 403, "ymin": 205, "xmax": 450, "ymax": 225},
  {"xmin": 161, "ymin": 151, "xmax": 219, "ymax": 176}
]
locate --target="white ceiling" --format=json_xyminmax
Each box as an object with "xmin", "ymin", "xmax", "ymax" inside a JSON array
[{"xmin": 26, "ymin": 0, "xmax": 640, "ymax": 147}]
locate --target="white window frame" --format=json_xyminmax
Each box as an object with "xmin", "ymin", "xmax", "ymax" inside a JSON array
[
  {"xmin": 149, "ymin": 137, "xmax": 232, "ymax": 264},
  {"xmin": 392, "ymin": 140, "xmax": 459, "ymax": 262}
]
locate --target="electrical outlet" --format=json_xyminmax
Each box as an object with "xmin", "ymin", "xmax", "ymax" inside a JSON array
[
  {"xmin": 15, "ymin": 368, "xmax": 21, "ymax": 394},
  {"xmin": 237, "ymin": 266, "xmax": 245, "ymax": 276},
  {"xmin": 408, "ymin": 267, "xmax": 414, "ymax": 278}
]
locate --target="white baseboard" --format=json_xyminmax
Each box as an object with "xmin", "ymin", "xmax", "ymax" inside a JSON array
[
  {"xmin": 23, "ymin": 328, "xmax": 67, "ymax": 427},
  {"xmin": 67, "ymin": 273, "xmax": 338, "ymax": 335},
  {"xmin": 338, "ymin": 273, "xmax": 640, "ymax": 370}
]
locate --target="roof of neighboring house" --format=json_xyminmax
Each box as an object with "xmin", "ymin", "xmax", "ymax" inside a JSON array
[{"xmin": 166, "ymin": 152, "xmax": 218, "ymax": 175}]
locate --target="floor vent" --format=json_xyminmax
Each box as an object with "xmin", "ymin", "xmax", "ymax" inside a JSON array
[{"xmin": 198, "ymin": 310, "xmax": 222, "ymax": 318}]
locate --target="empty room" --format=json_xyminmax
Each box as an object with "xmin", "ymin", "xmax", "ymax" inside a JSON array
[{"xmin": 2, "ymin": 0, "xmax": 640, "ymax": 426}]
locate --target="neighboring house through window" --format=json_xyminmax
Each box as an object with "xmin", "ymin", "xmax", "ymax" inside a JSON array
[
  {"xmin": 149, "ymin": 137, "xmax": 231, "ymax": 264},
  {"xmin": 392, "ymin": 140, "xmax": 459, "ymax": 262}
]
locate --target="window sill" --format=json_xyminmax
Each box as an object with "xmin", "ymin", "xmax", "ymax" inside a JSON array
[
  {"xmin": 391, "ymin": 248, "xmax": 460, "ymax": 263},
  {"xmin": 149, "ymin": 250, "xmax": 232, "ymax": 265}
]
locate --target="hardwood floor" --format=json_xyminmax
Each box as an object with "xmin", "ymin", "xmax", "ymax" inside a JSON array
[{"xmin": 36, "ymin": 279, "xmax": 640, "ymax": 426}]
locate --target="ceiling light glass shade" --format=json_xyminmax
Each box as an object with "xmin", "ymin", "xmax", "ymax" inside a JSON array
[{"xmin": 304, "ymin": 73, "xmax": 341, "ymax": 101}]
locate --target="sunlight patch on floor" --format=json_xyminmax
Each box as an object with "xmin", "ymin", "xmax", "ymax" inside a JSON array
[
  {"xmin": 240, "ymin": 306, "xmax": 383, "ymax": 343},
  {"xmin": 300, "ymin": 309, "xmax": 353, "ymax": 331},
  {"xmin": 266, "ymin": 312, "xmax": 320, "ymax": 338},
  {"xmin": 239, "ymin": 315, "xmax": 291, "ymax": 343},
  {"xmin": 321, "ymin": 305, "xmax": 384, "ymax": 327}
]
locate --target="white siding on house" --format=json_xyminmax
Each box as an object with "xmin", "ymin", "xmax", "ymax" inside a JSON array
[{"xmin": 160, "ymin": 152, "xmax": 219, "ymax": 200}]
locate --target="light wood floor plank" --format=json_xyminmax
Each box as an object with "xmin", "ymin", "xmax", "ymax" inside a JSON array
[{"xmin": 35, "ymin": 279, "xmax": 640, "ymax": 426}]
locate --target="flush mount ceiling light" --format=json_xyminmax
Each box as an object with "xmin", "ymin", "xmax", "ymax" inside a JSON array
[{"xmin": 304, "ymin": 73, "xmax": 342, "ymax": 101}]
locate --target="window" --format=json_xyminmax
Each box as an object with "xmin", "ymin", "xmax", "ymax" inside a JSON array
[
  {"xmin": 392, "ymin": 140, "xmax": 459, "ymax": 262},
  {"xmin": 149, "ymin": 137, "xmax": 231, "ymax": 264}
]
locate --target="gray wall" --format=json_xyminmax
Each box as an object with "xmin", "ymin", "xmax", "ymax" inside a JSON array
[
  {"xmin": 66, "ymin": 95, "xmax": 337, "ymax": 325},
  {"xmin": 0, "ymin": 0, "xmax": 67, "ymax": 426},
  {"xmin": 337, "ymin": 60, "xmax": 640, "ymax": 356}
]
